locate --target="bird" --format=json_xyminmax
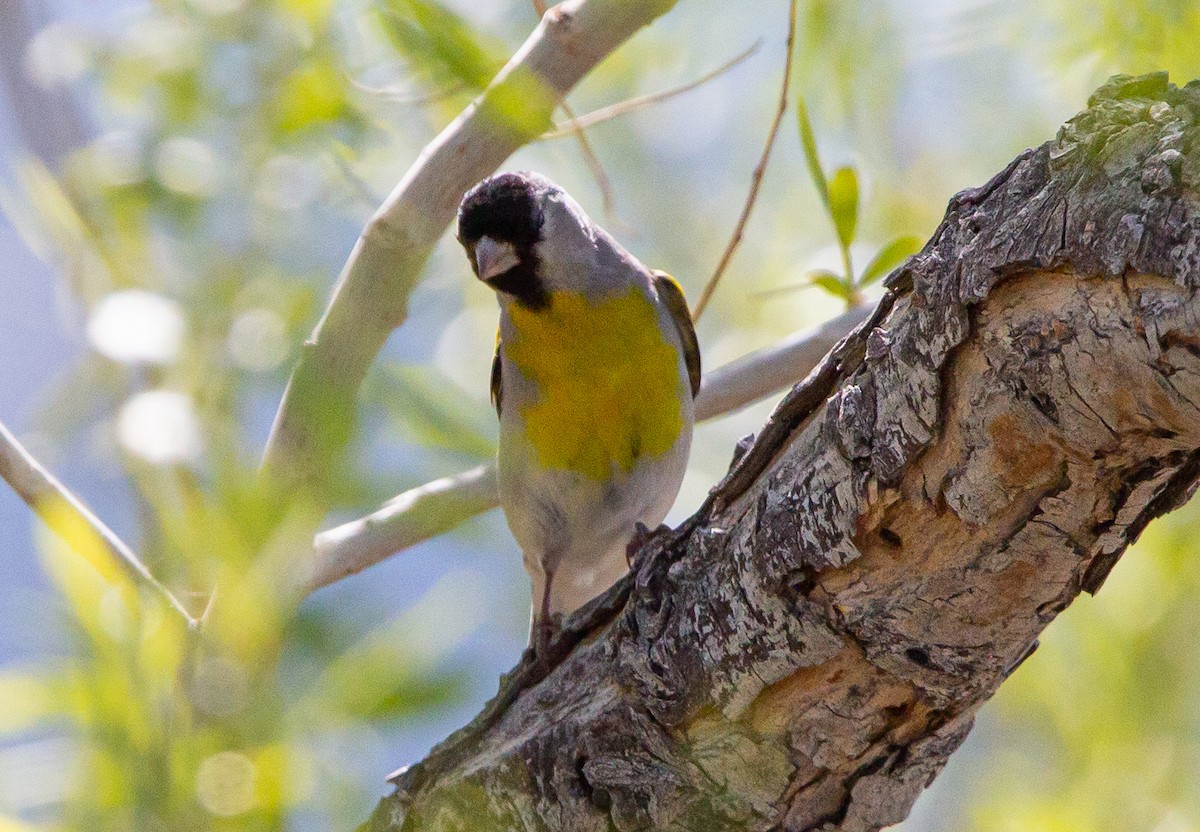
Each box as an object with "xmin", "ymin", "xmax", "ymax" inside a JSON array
[{"xmin": 456, "ymin": 171, "xmax": 701, "ymax": 658}]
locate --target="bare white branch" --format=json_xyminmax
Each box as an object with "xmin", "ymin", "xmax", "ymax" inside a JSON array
[
  {"xmin": 695, "ymin": 303, "xmax": 871, "ymax": 420},
  {"xmin": 306, "ymin": 464, "xmax": 496, "ymax": 595}
]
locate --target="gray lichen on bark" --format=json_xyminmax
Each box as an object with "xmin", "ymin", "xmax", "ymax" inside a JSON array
[{"xmin": 364, "ymin": 73, "xmax": 1200, "ymax": 832}]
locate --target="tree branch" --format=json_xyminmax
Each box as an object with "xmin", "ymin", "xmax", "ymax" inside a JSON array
[
  {"xmin": 558, "ymin": 98, "xmax": 620, "ymax": 224},
  {"xmin": 690, "ymin": 0, "xmax": 797, "ymax": 322},
  {"xmin": 539, "ymin": 40, "xmax": 761, "ymax": 140},
  {"xmin": 0, "ymin": 421, "xmax": 197, "ymax": 626},
  {"xmin": 304, "ymin": 305, "xmax": 871, "ymax": 594},
  {"xmin": 260, "ymin": 0, "xmax": 680, "ymax": 494},
  {"xmin": 362, "ymin": 73, "xmax": 1200, "ymax": 831}
]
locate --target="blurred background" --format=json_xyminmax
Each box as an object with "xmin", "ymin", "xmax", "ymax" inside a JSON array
[{"xmin": 2, "ymin": 0, "xmax": 1200, "ymax": 829}]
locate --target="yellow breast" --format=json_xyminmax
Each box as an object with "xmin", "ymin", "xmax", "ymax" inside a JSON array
[{"xmin": 505, "ymin": 287, "xmax": 685, "ymax": 481}]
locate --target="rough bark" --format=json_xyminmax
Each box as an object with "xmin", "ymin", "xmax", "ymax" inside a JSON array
[{"xmin": 364, "ymin": 73, "xmax": 1200, "ymax": 832}]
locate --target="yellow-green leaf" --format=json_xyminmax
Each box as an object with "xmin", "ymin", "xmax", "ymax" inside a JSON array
[
  {"xmin": 0, "ymin": 671, "xmax": 60, "ymax": 735},
  {"xmin": 828, "ymin": 166, "xmax": 859, "ymax": 249},
  {"xmin": 807, "ymin": 269, "xmax": 852, "ymax": 300},
  {"xmin": 860, "ymin": 234, "xmax": 921, "ymax": 286},
  {"xmin": 274, "ymin": 60, "xmax": 347, "ymax": 134},
  {"xmin": 377, "ymin": 0, "xmax": 504, "ymax": 92},
  {"xmin": 796, "ymin": 98, "xmax": 828, "ymax": 206},
  {"xmin": 374, "ymin": 364, "xmax": 496, "ymax": 460},
  {"xmin": 278, "ymin": 0, "xmax": 335, "ymax": 28}
]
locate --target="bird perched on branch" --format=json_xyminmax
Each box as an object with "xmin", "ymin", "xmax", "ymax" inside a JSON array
[{"xmin": 457, "ymin": 171, "xmax": 701, "ymax": 658}]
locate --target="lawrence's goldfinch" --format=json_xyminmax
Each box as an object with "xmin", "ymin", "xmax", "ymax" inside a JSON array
[{"xmin": 456, "ymin": 172, "xmax": 701, "ymax": 655}]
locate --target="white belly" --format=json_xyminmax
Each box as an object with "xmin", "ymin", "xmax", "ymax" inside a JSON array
[{"xmin": 497, "ymin": 382, "xmax": 694, "ymax": 616}]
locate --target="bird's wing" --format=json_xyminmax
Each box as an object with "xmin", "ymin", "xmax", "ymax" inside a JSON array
[
  {"xmin": 652, "ymin": 270, "xmax": 701, "ymax": 399},
  {"xmin": 490, "ymin": 327, "xmax": 503, "ymax": 417}
]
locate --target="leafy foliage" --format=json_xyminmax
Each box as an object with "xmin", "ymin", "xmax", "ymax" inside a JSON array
[
  {"xmin": 0, "ymin": 0, "xmax": 497, "ymax": 828},
  {"xmin": 780, "ymin": 98, "xmax": 920, "ymax": 308}
]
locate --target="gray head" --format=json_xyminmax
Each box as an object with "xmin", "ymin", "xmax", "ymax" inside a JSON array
[{"xmin": 456, "ymin": 171, "xmax": 634, "ymax": 309}]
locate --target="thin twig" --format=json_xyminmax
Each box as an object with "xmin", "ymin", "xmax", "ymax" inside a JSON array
[
  {"xmin": 690, "ymin": 0, "xmax": 798, "ymax": 323},
  {"xmin": 560, "ymin": 99, "xmax": 620, "ymax": 224},
  {"xmin": 533, "ymin": 0, "xmax": 548, "ymax": 15},
  {"xmin": 349, "ymin": 77, "xmax": 467, "ymax": 106},
  {"xmin": 330, "ymin": 151, "xmax": 383, "ymax": 208},
  {"xmin": 752, "ymin": 280, "xmax": 823, "ymax": 299},
  {"xmin": 540, "ymin": 41, "xmax": 761, "ymax": 140},
  {"xmin": 304, "ymin": 304, "xmax": 871, "ymax": 595},
  {"xmin": 0, "ymin": 420, "xmax": 198, "ymax": 626}
]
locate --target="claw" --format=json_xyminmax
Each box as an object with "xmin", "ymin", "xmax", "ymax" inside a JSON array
[
  {"xmin": 626, "ymin": 521, "xmax": 671, "ymax": 568},
  {"xmin": 532, "ymin": 614, "xmax": 559, "ymax": 668}
]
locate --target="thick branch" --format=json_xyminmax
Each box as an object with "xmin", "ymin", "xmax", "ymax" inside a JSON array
[
  {"xmin": 304, "ymin": 305, "xmax": 871, "ymax": 594},
  {"xmin": 364, "ymin": 73, "xmax": 1200, "ymax": 832},
  {"xmin": 261, "ymin": 0, "xmax": 679, "ymax": 493}
]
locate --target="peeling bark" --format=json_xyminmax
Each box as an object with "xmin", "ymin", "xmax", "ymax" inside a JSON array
[{"xmin": 364, "ymin": 73, "xmax": 1200, "ymax": 832}]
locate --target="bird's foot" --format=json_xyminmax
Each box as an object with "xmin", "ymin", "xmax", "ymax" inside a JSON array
[
  {"xmin": 626, "ymin": 521, "xmax": 672, "ymax": 569},
  {"xmin": 531, "ymin": 613, "xmax": 562, "ymax": 670}
]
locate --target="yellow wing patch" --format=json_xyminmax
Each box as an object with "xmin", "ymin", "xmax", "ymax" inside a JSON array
[
  {"xmin": 506, "ymin": 287, "xmax": 685, "ymax": 481},
  {"xmin": 652, "ymin": 270, "xmax": 701, "ymax": 398},
  {"xmin": 490, "ymin": 328, "xmax": 503, "ymax": 416}
]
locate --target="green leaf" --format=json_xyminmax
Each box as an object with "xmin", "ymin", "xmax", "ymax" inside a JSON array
[
  {"xmin": 0, "ymin": 670, "xmax": 61, "ymax": 735},
  {"xmin": 807, "ymin": 270, "xmax": 853, "ymax": 300},
  {"xmin": 373, "ymin": 363, "xmax": 496, "ymax": 460},
  {"xmin": 377, "ymin": 0, "xmax": 504, "ymax": 92},
  {"xmin": 796, "ymin": 98, "xmax": 828, "ymax": 206},
  {"xmin": 279, "ymin": 0, "xmax": 335, "ymax": 28},
  {"xmin": 345, "ymin": 672, "xmax": 468, "ymax": 721},
  {"xmin": 302, "ymin": 571, "xmax": 483, "ymax": 718},
  {"xmin": 274, "ymin": 59, "xmax": 348, "ymax": 134},
  {"xmin": 860, "ymin": 235, "xmax": 921, "ymax": 287},
  {"xmin": 827, "ymin": 166, "xmax": 859, "ymax": 249}
]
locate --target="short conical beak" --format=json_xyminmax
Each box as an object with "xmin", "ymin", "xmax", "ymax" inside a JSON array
[{"xmin": 475, "ymin": 236, "xmax": 520, "ymax": 283}]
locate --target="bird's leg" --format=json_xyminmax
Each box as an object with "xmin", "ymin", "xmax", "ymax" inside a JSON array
[{"xmin": 533, "ymin": 565, "xmax": 557, "ymax": 665}]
